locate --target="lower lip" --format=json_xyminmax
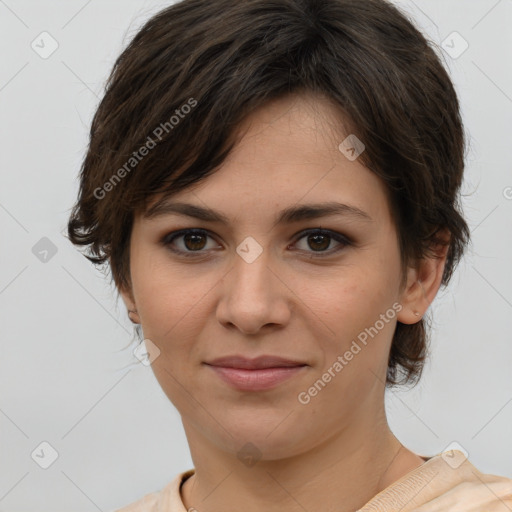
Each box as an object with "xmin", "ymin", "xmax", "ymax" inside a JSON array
[{"xmin": 206, "ymin": 365, "xmax": 307, "ymax": 391}]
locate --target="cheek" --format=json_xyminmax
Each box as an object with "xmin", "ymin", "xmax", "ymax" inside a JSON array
[
  {"xmin": 312, "ymin": 267, "xmax": 393, "ymax": 325},
  {"xmin": 131, "ymin": 259, "xmax": 208, "ymax": 406},
  {"xmin": 309, "ymin": 269, "xmax": 398, "ymax": 369},
  {"xmin": 129, "ymin": 253, "xmax": 208, "ymax": 343}
]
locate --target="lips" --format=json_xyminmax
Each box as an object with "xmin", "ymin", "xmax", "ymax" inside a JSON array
[
  {"xmin": 205, "ymin": 355, "xmax": 307, "ymax": 370},
  {"xmin": 204, "ymin": 355, "xmax": 308, "ymax": 391}
]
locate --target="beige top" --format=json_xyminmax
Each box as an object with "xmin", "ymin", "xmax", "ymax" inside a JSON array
[{"xmin": 113, "ymin": 450, "xmax": 502, "ymax": 511}]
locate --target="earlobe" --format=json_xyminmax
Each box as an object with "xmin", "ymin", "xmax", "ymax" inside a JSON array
[
  {"xmin": 397, "ymin": 233, "xmax": 450, "ymax": 324},
  {"xmin": 127, "ymin": 308, "xmax": 141, "ymax": 324},
  {"xmin": 119, "ymin": 286, "xmax": 141, "ymax": 324},
  {"xmin": 397, "ymin": 273, "xmax": 427, "ymax": 325}
]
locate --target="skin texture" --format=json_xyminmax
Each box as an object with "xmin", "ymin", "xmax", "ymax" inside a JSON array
[{"xmin": 120, "ymin": 92, "xmax": 450, "ymax": 512}]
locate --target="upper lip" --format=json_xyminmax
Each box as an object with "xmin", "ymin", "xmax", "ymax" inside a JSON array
[{"xmin": 205, "ymin": 355, "xmax": 307, "ymax": 370}]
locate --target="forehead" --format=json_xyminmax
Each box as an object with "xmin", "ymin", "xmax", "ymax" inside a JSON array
[{"xmin": 141, "ymin": 93, "xmax": 393, "ymax": 227}]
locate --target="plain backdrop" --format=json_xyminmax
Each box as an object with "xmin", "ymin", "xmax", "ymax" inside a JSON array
[{"xmin": 1, "ymin": 0, "xmax": 511, "ymax": 510}]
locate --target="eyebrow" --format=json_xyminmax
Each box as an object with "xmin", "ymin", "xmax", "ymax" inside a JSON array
[{"xmin": 143, "ymin": 200, "xmax": 373, "ymax": 226}]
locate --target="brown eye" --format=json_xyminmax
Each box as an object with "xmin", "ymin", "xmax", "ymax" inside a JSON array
[
  {"xmin": 293, "ymin": 229, "xmax": 351, "ymax": 257},
  {"xmin": 306, "ymin": 233, "xmax": 331, "ymax": 251},
  {"xmin": 162, "ymin": 229, "xmax": 219, "ymax": 256},
  {"xmin": 161, "ymin": 228, "xmax": 351, "ymax": 259},
  {"xmin": 182, "ymin": 232, "xmax": 207, "ymax": 251}
]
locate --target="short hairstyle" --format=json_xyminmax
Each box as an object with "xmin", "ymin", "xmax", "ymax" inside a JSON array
[{"xmin": 67, "ymin": 0, "xmax": 471, "ymax": 388}]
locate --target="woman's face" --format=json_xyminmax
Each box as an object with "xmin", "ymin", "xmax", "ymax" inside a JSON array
[{"xmin": 122, "ymin": 93, "xmax": 419, "ymax": 460}]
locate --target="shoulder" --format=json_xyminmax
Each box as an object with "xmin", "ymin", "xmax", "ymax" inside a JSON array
[
  {"xmin": 358, "ymin": 450, "xmax": 512, "ymax": 511},
  {"xmin": 112, "ymin": 469, "xmax": 195, "ymax": 512}
]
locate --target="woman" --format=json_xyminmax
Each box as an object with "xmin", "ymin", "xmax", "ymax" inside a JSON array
[{"xmin": 67, "ymin": 0, "xmax": 512, "ymax": 510}]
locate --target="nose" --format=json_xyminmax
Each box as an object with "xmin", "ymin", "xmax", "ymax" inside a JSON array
[{"xmin": 216, "ymin": 245, "xmax": 292, "ymax": 335}]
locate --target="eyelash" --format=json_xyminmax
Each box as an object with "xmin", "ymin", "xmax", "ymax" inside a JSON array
[{"xmin": 161, "ymin": 228, "xmax": 352, "ymax": 259}]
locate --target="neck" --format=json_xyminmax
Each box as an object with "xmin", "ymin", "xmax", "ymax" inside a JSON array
[{"xmin": 180, "ymin": 414, "xmax": 425, "ymax": 512}]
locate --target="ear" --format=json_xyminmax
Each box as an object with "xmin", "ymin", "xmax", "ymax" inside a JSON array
[
  {"xmin": 396, "ymin": 228, "xmax": 451, "ymax": 325},
  {"xmin": 118, "ymin": 282, "xmax": 141, "ymax": 325}
]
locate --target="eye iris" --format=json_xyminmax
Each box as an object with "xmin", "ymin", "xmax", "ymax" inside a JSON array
[
  {"xmin": 178, "ymin": 231, "xmax": 337, "ymax": 253},
  {"xmin": 308, "ymin": 233, "xmax": 330, "ymax": 251},
  {"xmin": 184, "ymin": 232, "xmax": 207, "ymax": 251}
]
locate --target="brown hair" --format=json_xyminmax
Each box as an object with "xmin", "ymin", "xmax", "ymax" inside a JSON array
[{"xmin": 67, "ymin": 0, "xmax": 471, "ymax": 387}]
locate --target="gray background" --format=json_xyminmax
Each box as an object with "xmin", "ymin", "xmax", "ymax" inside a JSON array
[{"xmin": 1, "ymin": 0, "xmax": 511, "ymax": 510}]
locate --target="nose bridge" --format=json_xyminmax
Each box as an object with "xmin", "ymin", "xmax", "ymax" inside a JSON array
[
  {"xmin": 231, "ymin": 238, "xmax": 274, "ymax": 299},
  {"xmin": 217, "ymin": 236, "xmax": 290, "ymax": 333}
]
